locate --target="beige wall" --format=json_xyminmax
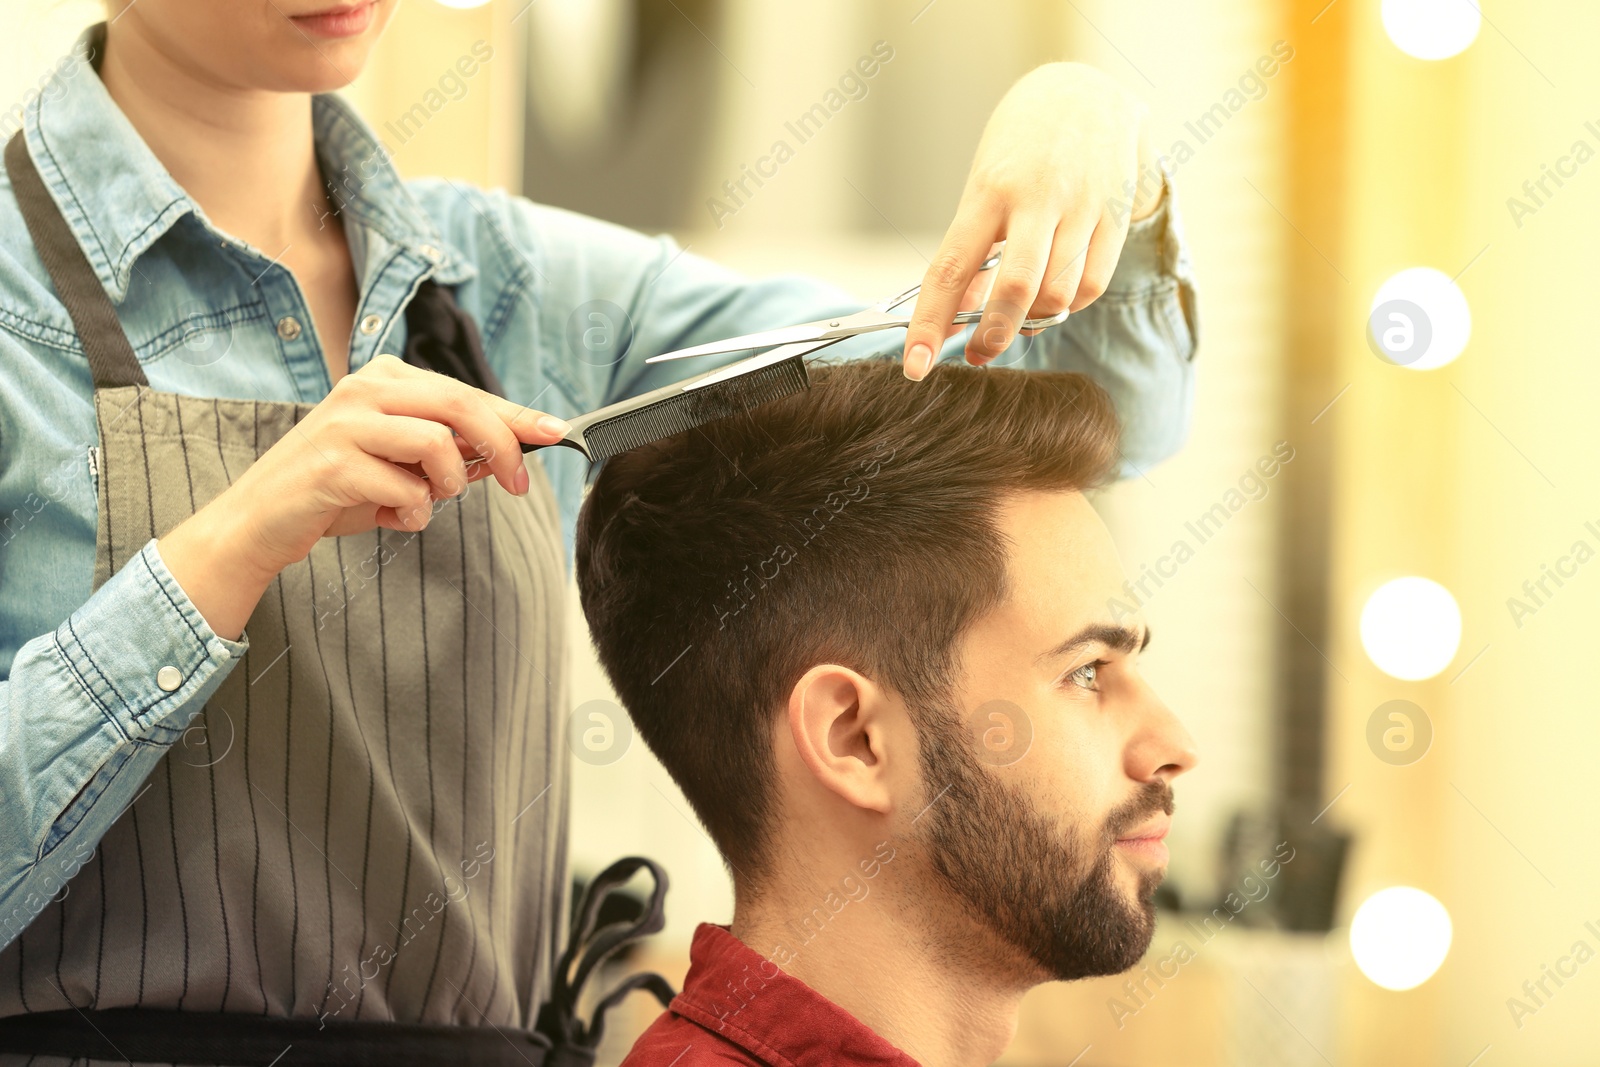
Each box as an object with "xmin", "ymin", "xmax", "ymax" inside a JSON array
[
  {"xmin": 343, "ymin": 0, "xmax": 522, "ymax": 191},
  {"xmin": 0, "ymin": 1, "xmax": 102, "ymax": 115},
  {"xmin": 1329, "ymin": 3, "xmax": 1600, "ymax": 1065}
]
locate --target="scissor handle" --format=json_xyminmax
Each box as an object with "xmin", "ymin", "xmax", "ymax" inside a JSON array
[
  {"xmin": 643, "ymin": 244, "xmax": 1066, "ymax": 366},
  {"xmin": 951, "ymin": 307, "xmax": 1071, "ymax": 331},
  {"xmin": 880, "ymin": 248, "xmax": 1068, "ymax": 331},
  {"xmin": 878, "ymin": 251, "xmax": 1005, "ymax": 312}
]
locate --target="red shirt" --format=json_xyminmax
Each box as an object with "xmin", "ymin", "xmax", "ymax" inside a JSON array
[{"xmin": 621, "ymin": 923, "xmax": 921, "ymax": 1067}]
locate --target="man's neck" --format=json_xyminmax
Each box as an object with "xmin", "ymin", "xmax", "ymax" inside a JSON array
[
  {"xmin": 731, "ymin": 861, "xmax": 1034, "ymax": 1067},
  {"xmin": 98, "ymin": 20, "xmax": 329, "ymax": 254}
]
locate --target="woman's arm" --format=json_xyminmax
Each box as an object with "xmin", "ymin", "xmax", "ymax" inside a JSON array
[
  {"xmin": 1012, "ymin": 183, "xmax": 1198, "ymax": 477},
  {"xmin": 419, "ymin": 174, "xmax": 1195, "ymax": 478},
  {"xmin": 0, "ymin": 356, "xmax": 567, "ymax": 949},
  {"xmin": 0, "ymin": 540, "xmax": 248, "ymax": 951}
]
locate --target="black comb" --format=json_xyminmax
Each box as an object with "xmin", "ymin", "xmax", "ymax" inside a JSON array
[{"xmin": 521, "ymin": 350, "xmax": 813, "ymax": 464}]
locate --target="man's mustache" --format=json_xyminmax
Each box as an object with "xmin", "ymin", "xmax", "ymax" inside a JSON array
[{"xmin": 1102, "ymin": 780, "xmax": 1175, "ymax": 842}]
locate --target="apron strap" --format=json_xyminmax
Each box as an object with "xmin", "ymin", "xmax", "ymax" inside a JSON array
[
  {"xmin": 3, "ymin": 129, "xmax": 149, "ymax": 389},
  {"xmin": 535, "ymin": 856, "xmax": 675, "ymax": 1062}
]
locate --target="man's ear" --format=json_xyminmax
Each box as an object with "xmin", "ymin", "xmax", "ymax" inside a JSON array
[{"xmin": 785, "ymin": 664, "xmax": 900, "ymax": 815}]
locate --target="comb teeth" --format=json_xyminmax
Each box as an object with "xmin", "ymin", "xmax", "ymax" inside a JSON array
[{"xmin": 583, "ymin": 357, "xmax": 810, "ymax": 462}]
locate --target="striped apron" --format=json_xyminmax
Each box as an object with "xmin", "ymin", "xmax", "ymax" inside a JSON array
[{"xmin": 0, "ymin": 130, "xmax": 573, "ymax": 1065}]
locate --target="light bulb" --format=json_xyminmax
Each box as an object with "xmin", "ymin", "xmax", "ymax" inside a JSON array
[
  {"xmin": 1367, "ymin": 267, "xmax": 1472, "ymax": 369},
  {"xmin": 1360, "ymin": 577, "xmax": 1462, "ymax": 681},
  {"xmin": 1350, "ymin": 886, "xmax": 1452, "ymax": 990},
  {"xmin": 1381, "ymin": 0, "xmax": 1481, "ymax": 60}
]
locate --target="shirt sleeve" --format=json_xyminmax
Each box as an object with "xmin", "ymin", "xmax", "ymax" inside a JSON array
[
  {"xmin": 1031, "ymin": 180, "xmax": 1200, "ymax": 478},
  {"xmin": 0, "ymin": 537, "xmax": 248, "ymax": 950}
]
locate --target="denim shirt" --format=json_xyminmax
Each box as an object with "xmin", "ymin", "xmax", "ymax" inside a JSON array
[{"xmin": 0, "ymin": 25, "xmax": 1197, "ymax": 946}]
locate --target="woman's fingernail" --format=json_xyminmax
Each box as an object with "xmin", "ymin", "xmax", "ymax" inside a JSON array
[
  {"xmin": 515, "ymin": 465, "xmax": 530, "ymax": 495},
  {"xmin": 536, "ymin": 414, "xmax": 571, "ymax": 437},
  {"xmin": 904, "ymin": 343, "xmax": 934, "ymax": 381}
]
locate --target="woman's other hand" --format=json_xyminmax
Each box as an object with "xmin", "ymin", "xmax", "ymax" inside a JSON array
[
  {"xmin": 156, "ymin": 354, "xmax": 570, "ymax": 638},
  {"xmin": 902, "ymin": 62, "xmax": 1163, "ymax": 380}
]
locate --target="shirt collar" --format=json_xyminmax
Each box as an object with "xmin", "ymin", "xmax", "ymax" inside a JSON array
[
  {"xmin": 26, "ymin": 21, "xmax": 474, "ymax": 306},
  {"xmin": 669, "ymin": 923, "xmax": 922, "ymax": 1067}
]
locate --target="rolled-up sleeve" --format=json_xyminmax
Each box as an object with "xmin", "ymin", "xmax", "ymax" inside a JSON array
[
  {"xmin": 1016, "ymin": 183, "xmax": 1199, "ymax": 477},
  {"xmin": 0, "ymin": 537, "xmax": 247, "ymax": 950}
]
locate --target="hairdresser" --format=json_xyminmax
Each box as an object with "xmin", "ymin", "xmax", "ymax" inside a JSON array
[{"xmin": 0, "ymin": 4, "xmax": 1195, "ymax": 1064}]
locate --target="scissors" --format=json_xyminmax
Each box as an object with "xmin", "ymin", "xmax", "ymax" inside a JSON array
[{"xmin": 645, "ymin": 249, "xmax": 1071, "ymax": 365}]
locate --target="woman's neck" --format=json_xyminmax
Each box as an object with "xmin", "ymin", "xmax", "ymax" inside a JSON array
[
  {"xmin": 95, "ymin": 15, "xmax": 364, "ymax": 378},
  {"xmin": 98, "ymin": 18, "xmax": 330, "ymax": 253}
]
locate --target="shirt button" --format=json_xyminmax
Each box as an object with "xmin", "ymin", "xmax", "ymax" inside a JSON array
[
  {"xmin": 276, "ymin": 316, "xmax": 302, "ymax": 341},
  {"xmin": 156, "ymin": 665, "xmax": 182, "ymax": 692},
  {"xmin": 359, "ymin": 314, "xmax": 383, "ymax": 335},
  {"xmin": 419, "ymin": 244, "xmax": 441, "ymax": 261}
]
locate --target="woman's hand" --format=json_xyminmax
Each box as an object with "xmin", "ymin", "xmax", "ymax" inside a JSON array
[
  {"xmin": 902, "ymin": 62, "xmax": 1163, "ymax": 380},
  {"xmin": 157, "ymin": 354, "xmax": 570, "ymax": 638}
]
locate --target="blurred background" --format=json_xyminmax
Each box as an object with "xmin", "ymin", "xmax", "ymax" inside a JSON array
[{"xmin": 4, "ymin": 0, "xmax": 1596, "ymax": 1064}]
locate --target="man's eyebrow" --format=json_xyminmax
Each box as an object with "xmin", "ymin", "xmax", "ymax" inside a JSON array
[{"xmin": 1037, "ymin": 623, "xmax": 1151, "ymax": 663}]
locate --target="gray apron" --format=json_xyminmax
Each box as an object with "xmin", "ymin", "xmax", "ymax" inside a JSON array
[{"xmin": 0, "ymin": 128, "xmax": 576, "ymax": 1065}]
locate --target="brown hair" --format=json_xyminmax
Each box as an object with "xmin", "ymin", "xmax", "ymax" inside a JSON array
[{"xmin": 575, "ymin": 358, "xmax": 1121, "ymax": 884}]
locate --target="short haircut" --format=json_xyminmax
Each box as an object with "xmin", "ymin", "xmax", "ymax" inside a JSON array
[{"xmin": 575, "ymin": 358, "xmax": 1121, "ymax": 885}]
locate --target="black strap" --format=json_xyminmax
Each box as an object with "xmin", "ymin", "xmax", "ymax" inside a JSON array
[
  {"xmin": 4, "ymin": 129, "xmax": 148, "ymax": 389},
  {"xmin": 401, "ymin": 278, "xmax": 508, "ymax": 398},
  {"xmin": 535, "ymin": 857, "xmax": 676, "ymax": 1064},
  {"xmin": 0, "ymin": 1007, "xmax": 550, "ymax": 1066}
]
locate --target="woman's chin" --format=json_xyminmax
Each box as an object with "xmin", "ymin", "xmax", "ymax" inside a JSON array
[{"xmin": 261, "ymin": 52, "xmax": 378, "ymax": 95}]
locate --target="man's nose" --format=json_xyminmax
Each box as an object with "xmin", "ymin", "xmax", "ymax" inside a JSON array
[{"xmin": 1130, "ymin": 685, "xmax": 1199, "ymax": 782}]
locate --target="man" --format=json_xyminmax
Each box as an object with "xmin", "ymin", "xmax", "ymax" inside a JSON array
[{"xmin": 575, "ymin": 358, "xmax": 1200, "ymax": 1067}]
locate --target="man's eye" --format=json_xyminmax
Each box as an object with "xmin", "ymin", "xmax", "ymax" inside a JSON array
[{"xmin": 1068, "ymin": 661, "xmax": 1101, "ymax": 690}]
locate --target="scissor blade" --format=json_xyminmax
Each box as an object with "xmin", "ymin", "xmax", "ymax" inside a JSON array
[
  {"xmin": 682, "ymin": 338, "xmax": 844, "ymax": 391},
  {"xmin": 646, "ymin": 323, "xmax": 833, "ymax": 363}
]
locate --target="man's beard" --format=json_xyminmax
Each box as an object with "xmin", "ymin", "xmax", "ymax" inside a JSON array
[{"xmin": 915, "ymin": 713, "xmax": 1174, "ymax": 982}]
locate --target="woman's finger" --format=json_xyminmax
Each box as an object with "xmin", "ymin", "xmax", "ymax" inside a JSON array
[
  {"xmin": 1068, "ymin": 215, "xmax": 1127, "ymax": 313},
  {"xmin": 903, "ymin": 198, "xmax": 1003, "ymax": 381},
  {"xmin": 355, "ymin": 372, "xmax": 561, "ymax": 496},
  {"xmin": 339, "ymin": 359, "xmax": 523, "ymax": 489},
  {"xmin": 350, "ymin": 414, "xmax": 475, "ymax": 499},
  {"xmin": 1030, "ymin": 216, "xmax": 1097, "ymax": 332},
  {"xmin": 341, "ymin": 454, "xmax": 434, "ymax": 532},
  {"xmin": 363, "ymin": 353, "xmax": 567, "ymax": 443},
  {"xmin": 937, "ymin": 250, "xmax": 1000, "ymax": 343},
  {"xmin": 965, "ymin": 215, "xmax": 1053, "ymax": 365}
]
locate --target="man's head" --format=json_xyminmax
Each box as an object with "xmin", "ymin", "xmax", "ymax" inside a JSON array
[{"xmin": 577, "ymin": 358, "xmax": 1198, "ymax": 983}]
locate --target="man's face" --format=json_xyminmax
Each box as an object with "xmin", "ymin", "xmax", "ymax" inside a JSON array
[{"xmin": 914, "ymin": 489, "xmax": 1198, "ymax": 982}]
